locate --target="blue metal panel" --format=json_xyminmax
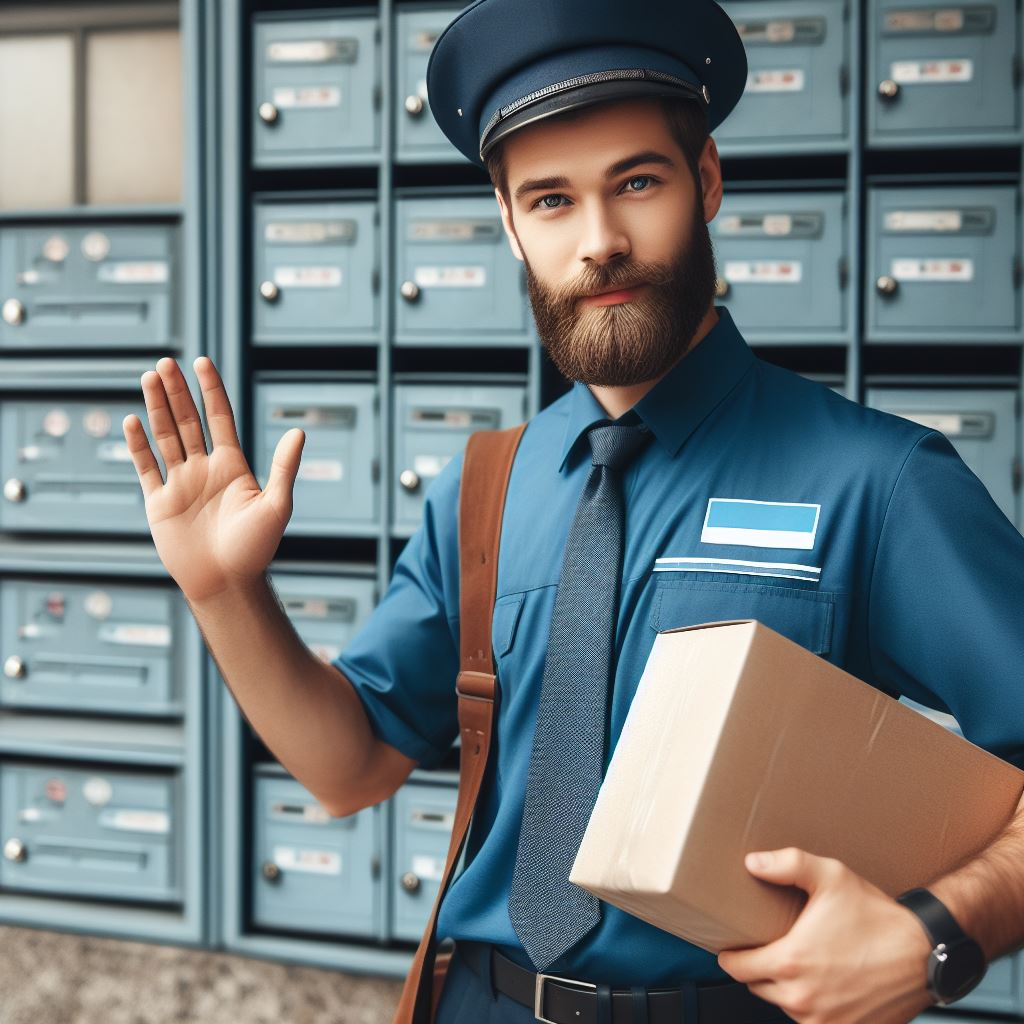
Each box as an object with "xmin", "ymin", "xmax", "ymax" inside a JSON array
[
  {"xmin": 253, "ymin": 14, "xmax": 382, "ymax": 167},
  {"xmin": 0, "ymin": 578, "xmax": 185, "ymax": 716},
  {"xmin": 0, "ymin": 223, "xmax": 180, "ymax": 351}
]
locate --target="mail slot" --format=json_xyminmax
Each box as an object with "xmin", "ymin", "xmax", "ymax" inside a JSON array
[
  {"xmin": 393, "ymin": 382, "xmax": 527, "ymax": 533},
  {"xmin": 252, "ymin": 765, "xmax": 383, "ymax": 937},
  {"xmin": 709, "ymin": 190, "xmax": 848, "ymax": 338},
  {"xmin": 390, "ymin": 780, "xmax": 457, "ymax": 942},
  {"xmin": 253, "ymin": 199, "xmax": 379, "ymax": 344},
  {"xmin": 253, "ymin": 14, "xmax": 381, "ymax": 167},
  {"xmin": 866, "ymin": 185, "xmax": 1020, "ymax": 340},
  {"xmin": 394, "ymin": 196, "xmax": 530, "ymax": 345},
  {"xmin": 865, "ymin": 387, "xmax": 1020, "ymax": 528},
  {"xmin": 0, "ymin": 397, "xmax": 150, "ymax": 535},
  {"xmin": 0, "ymin": 577, "xmax": 183, "ymax": 716},
  {"xmin": 0, "ymin": 223, "xmax": 179, "ymax": 351},
  {"xmin": 869, "ymin": 0, "xmax": 1020, "ymax": 143},
  {"xmin": 715, "ymin": 0, "xmax": 849, "ymax": 149},
  {"xmin": 253, "ymin": 380, "xmax": 379, "ymax": 535},
  {"xmin": 0, "ymin": 761, "xmax": 181, "ymax": 903},
  {"xmin": 268, "ymin": 571, "xmax": 376, "ymax": 663},
  {"xmin": 394, "ymin": 8, "xmax": 465, "ymax": 163}
]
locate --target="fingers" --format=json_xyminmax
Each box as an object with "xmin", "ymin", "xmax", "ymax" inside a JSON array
[
  {"xmin": 139, "ymin": 364, "xmax": 187, "ymax": 472},
  {"xmin": 154, "ymin": 356, "xmax": 209, "ymax": 457},
  {"xmin": 122, "ymin": 412, "xmax": 166, "ymax": 500},
  {"xmin": 192, "ymin": 356, "xmax": 243, "ymax": 451},
  {"xmin": 261, "ymin": 428, "xmax": 305, "ymax": 524}
]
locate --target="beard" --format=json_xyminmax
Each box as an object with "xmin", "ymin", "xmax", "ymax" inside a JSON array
[{"xmin": 521, "ymin": 194, "xmax": 720, "ymax": 387}]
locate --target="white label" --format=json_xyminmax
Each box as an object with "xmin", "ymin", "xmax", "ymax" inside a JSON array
[
  {"xmin": 891, "ymin": 257, "xmax": 974, "ymax": 281},
  {"xmin": 413, "ymin": 265, "xmax": 487, "ymax": 288},
  {"xmin": 724, "ymin": 260, "xmax": 803, "ymax": 283},
  {"xmin": 273, "ymin": 845, "xmax": 342, "ymax": 875},
  {"xmin": 267, "ymin": 40, "xmax": 346, "ymax": 63},
  {"xmin": 891, "ymin": 58, "xmax": 973, "ymax": 83},
  {"xmin": 99, "ymin": 808, "xmax": 170, "ymax": 834},
  {"xmin": 273, "ymin": 266, "xmax": 343, "ymax": 288},
  {"xmin": 17, "ymin": 270, "xmax": 41, "ymax": 285},
  {"xmin": 18, "ymin": 807, "xmax": 44, "ymax": 822},
  {"xmin": 96, "ymin": 261, "xmax": 169, "ymax": 285},
  {"xmin": 272, "ymin": 85, "xmax": 342, "ymax": 109},
  {"xmin": 747, "ymin": 68, "xmax": 806, "ymax": 93},
  {"xmin": 885, "ymin": 9, "xmax": 966, "ymax": 32},
  {"xmin": 413, "ymin": 454, "xmax": 450, "ymax": 478},
  {"xmin": 264, "ymin": 221, "xmax": 355, "ymax": 243},
  {"xmin": 411, "ymin": 854, "xmax": 445, "ymax": 882},
  {"xmin": 884, "ymin": 210, "xmax": 963, "ymax": 232},
  {"xmin": 297, "ymin": 458, "xmax": 344, "ymax": 482},
  {"xmin": 98, "ymin": 623, "xmax": 172, "ymax": 648},
  {"xmin": 96, "ymin": 440, "xmax": 133, "ymax": 462}
]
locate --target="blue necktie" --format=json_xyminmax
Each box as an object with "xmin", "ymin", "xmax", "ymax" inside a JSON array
[{"xmin": 507, "ymin": 419, "xmax": 652, "ymax": 971}]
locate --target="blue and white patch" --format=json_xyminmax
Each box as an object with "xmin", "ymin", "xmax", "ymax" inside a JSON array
[
  {"xmin": 654, "ymin": 556, "xmax": 821, "ymax": 582},
  {"xmin": 701, "ymin": 498, "xmax": 821, "ymax": 550}
]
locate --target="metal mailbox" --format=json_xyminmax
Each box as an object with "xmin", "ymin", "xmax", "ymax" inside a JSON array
[
  {"xmin": 716, "ymin": 0, "xmax": 849, "ymax": 148},
  {"xmin": 394, "ymin": 196, "xmax": 530, "ymax": 345},
  {"xmin": 866, "ymin": 387, "xmax": 1020, "ymax": 528},
  {"xmin": 394, "ymin": 8, "xmax": 464, "ymax": 163},
  {"xmin": 869, "ymin": 0, "xmax": 1020, "ymax": 143},
  {"xmin": 710, "ymin": 190, "xmax": 848, "ymax": 338},
  {"xmin": 253, "ymin": 200, "xmax": 379, "ymax": 345},
  {"xmin": 253, "ymin": 380, "xmax": 379, "ymax": 535},
  {"xmin": 866, "ymin": 186, "xmax": 1020, "ymax": 340},
  {"xmin": 390, "ymin": 780, "xmax": 457, "ymax": 942},
  {"xmin": 253, "ymin": 14, "xmax": 381, "ymax": 167},
  {"xmin": 269, "ymin": 571, "xmax": 376, "ymax": 664},
  {"xmin": 0, "ymin": 223, "xmax": 179, "ymax": 351},
  {"xmin": 0, "ymin": 578, "xmax": 183, "ymax": 716},
  {"xmin": 0, "ymin": 397, "xmax": 149, "ymax": 535},
  {"xmin": 252, "ymin": 766, "xmax": 383, "ymax": 938},
  {"xmin": 392, "ymin": 382, "xmax": 527, "ymax": 533},
  {"xmin": 0, "ymin": 761, "xmax": 181, "ymax": 903}
]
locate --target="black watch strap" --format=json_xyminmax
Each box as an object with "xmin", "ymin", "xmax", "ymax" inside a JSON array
[{"xmin": 896, "ymin": 887, "xmax": 970, "ymax": 946}]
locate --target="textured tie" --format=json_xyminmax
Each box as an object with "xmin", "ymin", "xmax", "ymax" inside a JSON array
[{"xmin": 507, "ymin": 420, "xmax": 652, "ymax": 971}]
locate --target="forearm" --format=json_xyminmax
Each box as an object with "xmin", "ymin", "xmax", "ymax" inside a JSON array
[
  {"xmin": 927, "ymin": 790, "xmax": 1024, "ymax": 962},
  {"xmin": 185, "ymin": 574, "xmax": 380, "ymax": 816}
]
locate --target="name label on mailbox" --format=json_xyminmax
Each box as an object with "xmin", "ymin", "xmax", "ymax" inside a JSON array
[
  {"xmin": 724, "ymin": 260, "xmax": 804, "ymax": 283},
  {"xmin": 891, "ymin": 257, "xmax": 974, "ymax": 280},
  {"xmin": 413, "ymin": 265, "xmax": 487, "ymax": 288}
]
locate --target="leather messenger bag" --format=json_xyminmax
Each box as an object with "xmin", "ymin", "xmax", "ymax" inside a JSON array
[{"xmin": 391, "ymin": 422, "xmax": 527, "ymax": 1024}]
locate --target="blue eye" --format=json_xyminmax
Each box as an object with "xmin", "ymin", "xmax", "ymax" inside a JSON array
[
  {"xmin": 528, "ymin": 174, "xmax": 660, "ymax": 211},
  {"xmin": 532, "ymin": 194, "xmax": 567, "ymax": 211},
  {"xmin": 626, "ymin": 175, "xmax": 653, "ymax": 192}
]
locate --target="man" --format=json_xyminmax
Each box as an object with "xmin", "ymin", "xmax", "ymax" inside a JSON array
[{"xmin": 124, "ymin": 0, "xmax": 1024, "ymax": 1021}]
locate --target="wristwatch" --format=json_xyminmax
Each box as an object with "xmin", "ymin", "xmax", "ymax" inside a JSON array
[{"xmin": 895, "ymin": 887, "xmax": 988, "ymax": 1006}]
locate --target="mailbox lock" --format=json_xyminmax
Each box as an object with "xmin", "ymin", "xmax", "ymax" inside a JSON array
[
  {"xmin": 259, "ymin": 281, "xmax": 280, "ymax": 303},
  {"xmin": 258, "ymin": 101, "xmax": 279, "ymax": 125},
  {"xmin": 401, "ymin": 871, "xmax": 421, "ymax": 893},
  {"xmin": 399, "ymin": 469, "xmax": 421, "ymax": 492},
  {"xmin": 261, "ymin": 861, "xmax": 282, "ymax": 882},
  {"xmin": 2, "ymin": 299, "xmax": 25, "ymax": 326},
  {"xmin": 400, "ymin": 281, "xmax": 421, "ymax": 302},
  {"xmin": 3, "ymin": 479, "xmax": 26, "ymax": 503},
  {"xmin": 714, "ymin": 277, "xmax": 729, "ymax": 299},
  {"xmin": 876, "ymin": 275, "xmax": 899, "ymax": 296},
  {"xmin": 405, "ymin": 95, "xmax": 425, "ymax": 117},
  {"xmin": 878, "ymin": 79, "xmax": 900, "ymax": 101},
  {"xmin": 3, "ymin": 656, "xmax": 26, "ymax": 680},
  {"xmin": 3, "ymin": 838, "xmax": 26, "ymax": 863}
]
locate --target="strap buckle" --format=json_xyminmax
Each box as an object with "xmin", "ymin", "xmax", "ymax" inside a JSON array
[{"xmin": 534, "ymin": 971, "xmax": 597, "ymax": 1024}]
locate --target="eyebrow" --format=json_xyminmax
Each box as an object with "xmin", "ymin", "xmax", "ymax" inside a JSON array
[{"xmin": 512, "ymin": 150, "xmax": 677, "ymax": 204}]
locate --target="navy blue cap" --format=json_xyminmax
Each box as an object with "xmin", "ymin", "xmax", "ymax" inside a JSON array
[{"xmin": 426, "ymin": 0, "xmax": 748, "ymax": 170}]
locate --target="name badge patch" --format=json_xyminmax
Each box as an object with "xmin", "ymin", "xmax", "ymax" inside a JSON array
[{"xmin": 701, "ymin": 498, "xmax": 821, "ymax": 550}]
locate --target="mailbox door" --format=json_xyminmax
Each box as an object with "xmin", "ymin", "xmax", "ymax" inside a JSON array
[{"xmin": 270, "ymin": 573, "xmax": 376, "ymax": 663}]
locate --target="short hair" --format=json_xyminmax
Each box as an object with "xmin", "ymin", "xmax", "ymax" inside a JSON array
[{"xmin": 484, "ymin": 94, "xmax": 710, "ymax": 206}]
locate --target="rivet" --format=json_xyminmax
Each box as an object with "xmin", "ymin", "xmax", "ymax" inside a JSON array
[
  {"xmin": 457, "ymin": 107, "xmax": 463, "ymax": 116},
  {"xmin": 706, "ymin": 57, "xmax": 712, "ymax": 64}
]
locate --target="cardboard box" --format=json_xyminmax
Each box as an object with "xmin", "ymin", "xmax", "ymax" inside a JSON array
[{"xmin": 570, "ymin": 619, "xmax": 1024, "ymax": 954}]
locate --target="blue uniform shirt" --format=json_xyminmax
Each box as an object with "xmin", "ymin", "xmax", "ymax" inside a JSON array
[{"xmin": 333, "ymin": 304, "xmax": 1024, "ymax": 987}]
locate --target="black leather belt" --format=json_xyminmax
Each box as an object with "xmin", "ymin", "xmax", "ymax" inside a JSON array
[{"xmin": 455, "ymin": 940, "xmax": 794, "ymax": 1024}]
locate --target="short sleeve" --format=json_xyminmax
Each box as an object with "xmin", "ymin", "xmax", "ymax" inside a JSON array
[
  {"xmin": 331, "ymin": 451, "xmax": 463, "ymax": 769},
  {"xmin": 867, "ymin": 429, "xmax": 1024, "ymax": 768}
]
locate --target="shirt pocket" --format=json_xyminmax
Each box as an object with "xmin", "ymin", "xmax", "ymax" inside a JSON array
[
  {"xmin": 650, "ymin": 577, "xmax": 836, "ymax": 656},
  {"xmin": 491, "ymin": 591, "xmax": 526, "ymax": 659}
]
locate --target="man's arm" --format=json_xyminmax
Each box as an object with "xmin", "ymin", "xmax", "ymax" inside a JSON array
[{"xmin": 187, "ymin": 574, "xmax": 418, "ymax": 818}]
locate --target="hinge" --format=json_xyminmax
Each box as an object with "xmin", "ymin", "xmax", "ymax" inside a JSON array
[
  {"xmin": 372, "ymin": 267, "xmax": 380, "ymax": 293},
  {"xmin": 371, "ymin": 855, "xmax": 380, "ymax": 878},
  {"xmin": 1013, "ymin": 255, "xmax": 1022, "ymax": 289},
  {"xmin": 1014, "ymin": 53, "xmax": 1022, "ymax": 87},
  {"xmin": 838, "ymin": 256, "xmax": 849, "ymax": 290},
  {"xmin": 1012, "ymin": 457, "xmax": 1022, "ymax": 494},
  {"xmin": 373, "ymin": 83, "xmax": 382, "ymax": 110},
  {"xmin": 838, "ymin": 63, "xmax": 849, "ymax": 96},
  {"xmin": 371, "ymin": 457, "xmax": 380, "ymax": 483}
]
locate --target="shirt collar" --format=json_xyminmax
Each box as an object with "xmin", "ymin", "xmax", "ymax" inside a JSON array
[{"xmin": 557, "ymin": 305, "xmax": 756, "ymax": 473}]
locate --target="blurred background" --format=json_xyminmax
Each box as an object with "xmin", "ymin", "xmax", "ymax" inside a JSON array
[{"xmin": 0, "ymin": 0, "xmax": 1020, "ymax": 1021}]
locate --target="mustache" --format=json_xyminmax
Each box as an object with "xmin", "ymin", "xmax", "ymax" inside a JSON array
[{"xmin": 550, "ymin": 259, "xmax": 678, "ymax": 306}]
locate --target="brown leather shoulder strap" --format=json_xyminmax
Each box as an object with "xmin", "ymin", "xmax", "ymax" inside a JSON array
[{"xmin": 392, "ymin": 421, "xmax": 528, "ymax": 1024}]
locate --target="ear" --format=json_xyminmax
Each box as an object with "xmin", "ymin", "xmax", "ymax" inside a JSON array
[
  {"xmin": 698, "ymin": 136, "xmax": 724, "ymax": 222},
  {"xmin": 494, "ymin": 188, "xmax": 525, "ymax": 262}
]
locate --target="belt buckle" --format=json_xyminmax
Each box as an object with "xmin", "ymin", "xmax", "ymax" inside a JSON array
[{"xmin": 534, "ymin": 971, "xmax": 597, "ymax": 1024}]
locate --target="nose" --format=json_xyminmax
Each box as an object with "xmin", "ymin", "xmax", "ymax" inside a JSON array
[{"xmin": 575, "ymin": 200, "xmax": 631, "ymax": 268}]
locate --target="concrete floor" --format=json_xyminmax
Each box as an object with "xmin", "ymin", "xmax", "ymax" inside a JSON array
[{"xmin": 0, "ymin": 925, "xmax": 405, "ymax": 1024}]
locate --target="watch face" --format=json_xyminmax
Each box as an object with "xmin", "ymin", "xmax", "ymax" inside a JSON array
[{"xmin": 931, "ymin": 940, "xmax": 988, "ymax": 1003}]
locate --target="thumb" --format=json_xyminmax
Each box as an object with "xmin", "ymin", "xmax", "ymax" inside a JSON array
[
  {"xmin": 744, "ymin": 847, "xmax": 830, "ymax": 896},
  {"xmin": 262, "ymin": 428, "xmax": 305, "ymax": 511}
]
